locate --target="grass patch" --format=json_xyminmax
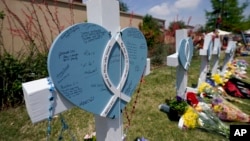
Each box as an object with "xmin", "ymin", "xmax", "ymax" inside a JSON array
[{"xmin": 0, "ymin": 55, "xmax": 250, "ymax": 141}]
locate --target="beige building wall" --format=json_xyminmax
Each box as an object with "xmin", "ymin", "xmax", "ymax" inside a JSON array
[{"xmin": 0, "ymin": 0, "xmax": 165, "ymax": 55}]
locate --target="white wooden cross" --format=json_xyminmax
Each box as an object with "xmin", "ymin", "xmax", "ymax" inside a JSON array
[
  {"xmin": 197, "ymin": 34, "xmax": 213, "ymax": 87},
  {"xmin": 211, "ymin": 38, "xmax": 221, "ymax": 74},
  {"xmin": 221, "ymin": 40, "xmax": 236, "ymax": 73},
  {"xmin": 166, "ymin": 29, "xmax": 195, "ymax": 99},
  {"xmin": 22, "ymin": 0, "xmax": 133, "ymax": 140}
]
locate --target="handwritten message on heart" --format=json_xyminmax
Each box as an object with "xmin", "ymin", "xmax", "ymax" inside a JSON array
[{"xmin": 47, "ymin": 23, "xmax": 147, "ymax": 118}]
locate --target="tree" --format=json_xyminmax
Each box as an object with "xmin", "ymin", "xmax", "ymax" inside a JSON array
[
  {"xmin": 168, "ymin": 20, "xmax": 186, "ymax": 37},
  {"xmin": 139, "ymin": 14, "xmax": 164, "ymax": 51},
  {"xmin": 119, "ymin": 0, "xmax": 129, "ymax": 12},
  {"xmin": 139, "ymin": 14, "xmax": 165, "ymax": 65},
  {"xmin": 205, "ymin": 0, "xmax": 249, "ymax": 33}
]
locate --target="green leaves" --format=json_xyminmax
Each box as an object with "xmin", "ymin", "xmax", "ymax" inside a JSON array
[
  {"xmin": 166, "ymin": 98, "xmax": 188, "ymax": 115},
  {"xmin": 0, "ymin": 52, "xmax": 48, "ymax": 109},
  {"xmin": 206, "ymin": 0, "xmax": 250, "ymax": 32}
]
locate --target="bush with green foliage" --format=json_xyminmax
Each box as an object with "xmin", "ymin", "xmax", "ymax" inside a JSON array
[
  {"xmin": 139, "ymin": 14, "xmax": 167, "ymax": 66},
  {"xmin": 0, "ymin": 1, "xmax": 60, "ymax": 110},
  {"xmin": 150, "ymin": 43, "xmax": 168, "ymax": 66},
  {"xmin": 0, "ymin": 51, "xmax": 48, "ymax": 109}
]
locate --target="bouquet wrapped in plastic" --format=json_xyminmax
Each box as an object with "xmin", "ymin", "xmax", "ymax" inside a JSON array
[
  {"xmin": 197, "ymin": 82, "xmax": 250, "ymax": 122},
  {"xmin": 161, "ymin": 94, "xmax": 229, "ymax": 138},
  {"xmin": 198, "ymin": 82, "xmax": 249, "ymax": 105},
  {"xmin": 178, "ymin": 104, "xmax": 229, "ymax": 138},
  {"xmin": 211, "ymin": 60, "xmax": 250, "ymax": 99},
  {"xmin": 212, "ymin": 94, "xmax": 250, "ymax": 122},
  {"xmin": 230, "ymin": 59, "xmax": 249, "ymax": 79}
]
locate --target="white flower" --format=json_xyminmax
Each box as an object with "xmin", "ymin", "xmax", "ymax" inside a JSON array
[{"xmin": 198, "ymin": 118, "xmax": 204, "ymax": 126}]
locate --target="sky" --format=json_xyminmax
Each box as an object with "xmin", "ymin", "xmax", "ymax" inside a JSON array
[{"xmin": 124, "ymin": 0, "xmax": 250, "ymax": 28}]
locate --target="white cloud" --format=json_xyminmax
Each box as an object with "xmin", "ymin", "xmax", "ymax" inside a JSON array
[
  {"xmin": 147, "ymin": 0, "xmax": 201, "ymax": 19},
  {"xmin": 148, "ymin": 2, "xmax": 177, "ymax": 19},
  {"xmin": 146, "ymin": 0, "xmax": 202, "ymax": 27},
  {"xmin": 174, "ymin": 0, "xmax": 201, "ymax": 9}
]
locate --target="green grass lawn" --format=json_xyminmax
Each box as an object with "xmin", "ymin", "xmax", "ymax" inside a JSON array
[{"xmin": 0, "ymin": 54, "xmax": 250, "ymax": 141}]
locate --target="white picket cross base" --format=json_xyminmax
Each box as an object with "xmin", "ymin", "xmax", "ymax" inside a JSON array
[
  {"xmin": 221, "ymin": 40, "xmax": 236, "ymax": 74},
  {"xmin": 211, "ymin": 38, "xmax": 221, "ymax": 74},
  {"xmin": 166, "ymin": 29, "xmax": 194, "ymax": 99},
  {"xmin": 197, "ymin": 34, "xmax": 213, "ymax": 87}
]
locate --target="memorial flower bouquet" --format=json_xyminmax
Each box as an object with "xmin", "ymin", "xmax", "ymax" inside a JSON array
[
  {"xmin": 232, "ymin": 59, "xmax": 249, "ymax": 78},
  {"xmin": 216, "ymin": 62, "xmax": 250, "ymax": 99},
  {"xmin": 211, "ymin": 95, "xmax": 250, "ymax": 123},
  {"xmin": 223, "ymin": 61, "xmax": 248, "ymax": 80},
  {"xmin": 197, "ymin": 82, "xmax": 250, "ymax": 122},
  {"xmin": 198, "ymin": 82, "xmax": 247, "ymax": 104},
  {"xmin": 178, "ymin": 104, "xmax": 230, "ymax": 138},
  {"xmin": 162, "ymin": 94, "xmax": 229, "ymax": 138},
  {"xmin": 211, "ymin": 60, "xmax": 248, "ymax": 88}
]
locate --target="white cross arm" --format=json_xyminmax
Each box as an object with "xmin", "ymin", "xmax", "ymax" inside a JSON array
[
  {"xmin": 167, "ymin": 53, "xmax": 179, "ymax": 67},
  {"xmin": 22, "ymin": 78, "xmax": 74, "ymax": 124},
  {"xmin": 166, "ymin": 29, "xmax": 188, "ymax": 67}
]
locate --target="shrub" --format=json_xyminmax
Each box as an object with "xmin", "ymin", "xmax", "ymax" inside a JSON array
[{"xmin": 0, "ymin": 52, "xmax": 48, "ymax": 110}]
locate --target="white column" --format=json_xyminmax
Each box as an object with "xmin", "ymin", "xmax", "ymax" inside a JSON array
[
  {"xmin": 197, "ymin": 35, "xmax": 213, "ymax": 87},
  {"xmin": 211, "ymin": 38, "xmax": 221, "ymax": 74},
  {"xmin": 87, "ymin": 0, "xmax": 123, "ymax": 140},
  {"xmin": 221, "ymin": 41, "xmax": 236, "ymax": 73},
  {"xmin": 167, "ymin": 29, "xmax": 189, "ymax": 99}
]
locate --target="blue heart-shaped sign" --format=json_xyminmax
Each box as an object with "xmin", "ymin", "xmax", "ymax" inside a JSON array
[
  {"xmin": 178, "ymin": 38, "xmax": 193, "ymax": 70},
  {"xmin": 47, "ymin": 23, "xmax": 147, "ymax": 118}
]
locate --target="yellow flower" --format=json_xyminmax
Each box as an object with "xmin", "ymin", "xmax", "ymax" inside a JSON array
[
  {"xmin": 183, "ymin": 107, "xmax": 198, "ymax": 128},
  {"xmin": 226, "ymin": 63, "xmax": 236, "ymax": 74},
  {"xmin": 213, "ymin": 105, "xmax": 222, "ymax": 112},
  {"xmin": 224, "ymin": 71, "xmax": 232, "ymax": 79},
  {"xmin": 198, "ymin": 82, "xmax": 211, "ymax": 93},
  {"xmin": 212, "ymin": 73, "xmax": 224, "ymax": 86}
]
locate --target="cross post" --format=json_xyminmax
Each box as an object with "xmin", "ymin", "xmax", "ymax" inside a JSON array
[
  {"xmin": 197, "ymin": 34, "xmax": 213, "ymax": 87},
  {"xmin": 211, "ymin": 38, "xmax": 221, "ymax": 74},
  {"xmin": 86, "ymin": 0, "xmax": 123, "ymax": 140},
  {"xmin": 221, "ymin": 40, "xmax": 236, "ymax": 73},
  {"xmin": 167, "ymin": 29, "xmax": 195, "ymax": 99}
]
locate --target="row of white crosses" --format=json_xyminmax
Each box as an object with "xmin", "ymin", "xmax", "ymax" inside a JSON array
[
  {"xmin": 167, "ymin": 29, "xmax": 236, "ymax": 99},
  {"xmin": 198, "ymin": 34, "xmax": 236, "ymax": 88}
]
